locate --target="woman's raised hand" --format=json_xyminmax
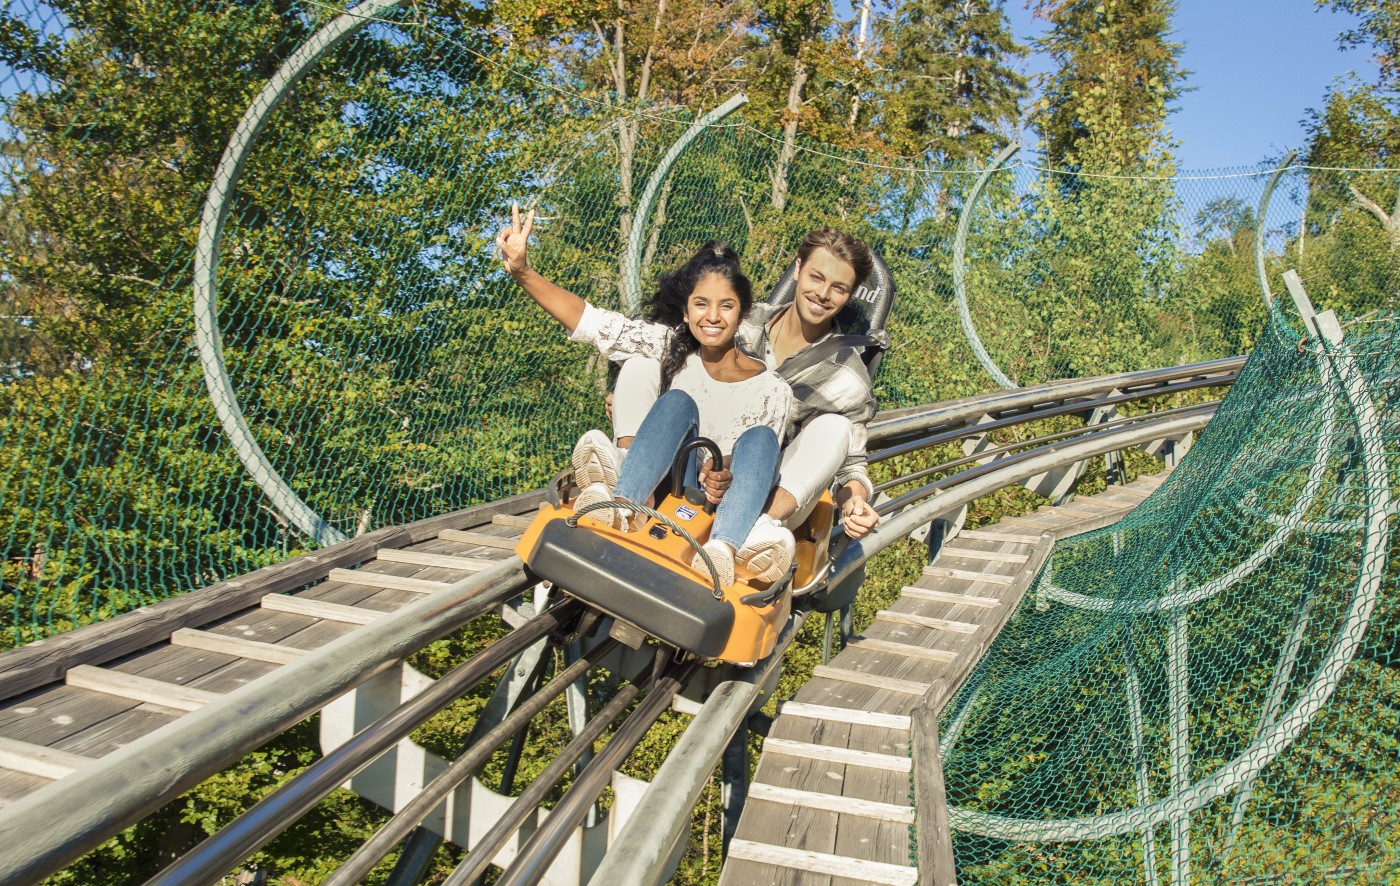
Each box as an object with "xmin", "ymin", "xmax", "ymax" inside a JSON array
[{"xmin": 496, "ymin": 201, "xmax": 535, "ymax": 275}]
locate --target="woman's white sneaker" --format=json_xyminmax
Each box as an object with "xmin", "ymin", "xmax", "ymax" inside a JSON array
[
  {"xmin": 691, "ymin": 540, "xmax": 735, "ymax": 590},
  {"xmin": 572, "ymin": 429, "xmax": 622, "ymax": 490},
  {"xmin": 736, "ymin": 515, "xmax": 796, "ymax": 583},
  {"xmin": 572, "ymin": 482, "xmax": 630, "ymax": 531}
]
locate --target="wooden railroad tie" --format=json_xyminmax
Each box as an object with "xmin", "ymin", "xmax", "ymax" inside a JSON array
[
  {"xmin": 901, "ymin": 586, "xmax": 1001, "ymax": 608},
  {"xmin": 726, "ymin": 841, "xmax": 917, "ymax": 886},
  {"xmin": 746, "ymin": 782, "xmax": 915, "ymax": 824},
  {"xmin": 811, "ymin": 664, "xmax": 931, "ymax": 696},
  {"xmin": 375, "ymin": 549, "xmax": 496, "ymax": 571},
  {"xmin": 846, "ymin": 636, "xmax": 958, "ymax": 664},
  {"xmin": 876, "ymin": 610, "xmax": 979, "ymax": 634},
  {"xmin": 776, "ymin": 701, "xmax": 912, "ymax": 730},
  {"xmin": 65, "ymin": 665, "xmax": 221, "ymax": 712},
  {"xmin": 490, "ymin": 513, "xmax": 538, "ymax": 529},
  {"xmin": 938, "ymin": 546, "xmax": 1030, "ymax": 564},
  {"xmin": 0, "ymin": 736, "xmax": 96, "ymax": 781},
  {"xmin": 954, "ymin": 529, "xmax": 1041, "ymax": 544},
  {"xmin": 169, "ymin": 628, "xmax": 308, "ymax": 666},
  {"xmin": 437, "ymin": 529, "xmax": 520, "ymax": 550},
  {"xmin": 325, "ymin": 569, "xmax": 449, "ymax": 594},
  {"xmin": 761, "ymin": 738, "xmax": 912, "ymax": 772},
  {"xmin": 259, "ymin": 594, "xmax": 385, "ymax": 625}
]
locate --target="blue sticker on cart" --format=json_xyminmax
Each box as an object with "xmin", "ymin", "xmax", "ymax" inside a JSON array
[{"xmin": 675, "ymin": 505, "xmax": 697, "ymax": 521}]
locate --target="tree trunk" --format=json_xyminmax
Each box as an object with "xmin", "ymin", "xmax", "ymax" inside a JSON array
[
  {"xmin": 612, "ymin": 0, "xmax": 668, "ymax": 299},
  {"xmin": 1347, "ymin": 181, "xmax": 1400, "ymax": 249},
  {"xmin": 642, "ymin": 173, "xmax": 674, "ymax": 281},
  {"xmin": 770, "ymin": 57, "xmax": 809, "ymax": 212},
  {"xmin": 847, "ymin": 0, "xmax": 871, "ymax": 128}
]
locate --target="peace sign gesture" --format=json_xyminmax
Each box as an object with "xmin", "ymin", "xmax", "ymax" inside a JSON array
[{"xmin": 496, "ymin": 201, "xmax": 535, "ymax": 276}]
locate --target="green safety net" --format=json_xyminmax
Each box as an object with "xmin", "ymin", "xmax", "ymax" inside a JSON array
[
  {"xmin": 940, "ymin": 308, "xmax": 1400, "ymax": 882},
  {"xmin": 1, "ymin": 0, "xmax": 1397, "ymax": 678}
]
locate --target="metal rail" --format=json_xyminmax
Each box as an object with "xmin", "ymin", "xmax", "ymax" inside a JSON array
[
  {"xmin": 868, "ymin": 356, "xmax": 1243, "ymax": 449},
  {"xmin": 493, "ymin": 659, "xmax": 700, "ymax": 886},
  {"xmin": 874, "ymin": 400, "xmax": 1219, "ymax": 494},
  {"xmin": 0, "ymin": 557, "xmax": 534, "ymax": 884},
  {"xmin": 442, "ymin": 655, "xmax": 692, "ymax": 885},
  {"xmin": 322, "ymin": 635, "xmax": 621, "ymax": 884},
  {"xmin": 145, "ymin": 599, "xmax": 586, "ymax": 885},
  {"xmin": 586, "ymin": 616, "xmax": 803, "ymax": 885},
  {"xmin": 876, "ymin": 404, "xmax": 1218, "ymax": 516}
]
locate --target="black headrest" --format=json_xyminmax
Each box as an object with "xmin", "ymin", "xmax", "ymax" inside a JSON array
[{"xmin": 764, "ymin": 246, "xmax": 896, "ymax": 375}]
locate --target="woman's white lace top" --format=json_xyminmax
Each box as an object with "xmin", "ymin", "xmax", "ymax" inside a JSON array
[{"xmin": 569, "ymin": 302, "xmax": 792, "ymax": 454}]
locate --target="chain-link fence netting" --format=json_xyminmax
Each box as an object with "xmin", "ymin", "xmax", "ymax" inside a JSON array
[
  {"xmin": 2, "ymin": 1, "xmax": 1398, "ymax": 659},
  {"xmin": 940, "ymin": 306, "xmax": 1400, "ymax": 883}
]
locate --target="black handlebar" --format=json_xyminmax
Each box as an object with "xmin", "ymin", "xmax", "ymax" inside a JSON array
[{"xmin": 671, "ymin": 437, "xmax": 724, "ymax": 515}]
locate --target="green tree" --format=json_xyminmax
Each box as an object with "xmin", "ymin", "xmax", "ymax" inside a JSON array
[
  {"xmin": 1031, "ymin": 0, "xmax": 1186, "ymax": 171},
  {"xmin": 880, "ymin": 0, "xmax": 1027, "ymax": 166},
  {"xmin": 1301, "ymin": 3, "xmax": 1400, "ymax": 313}
]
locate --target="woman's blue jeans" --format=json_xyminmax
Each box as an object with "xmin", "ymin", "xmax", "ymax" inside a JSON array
[{"xmin": 612, "ymin": 389, "xmax": 780, "ymax": 551}]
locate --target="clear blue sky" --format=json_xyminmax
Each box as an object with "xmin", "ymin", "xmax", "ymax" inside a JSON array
[{"xmin": 1000, "ymin": 1, "xmax": 1380, "ymax": 170}]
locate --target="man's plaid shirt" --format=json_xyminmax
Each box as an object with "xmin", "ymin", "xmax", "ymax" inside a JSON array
[
  {"xmin": 570, "ymin": 301, "xmax": 880, "ymax": 498},
  {"xmin": 738, "ymin": 302, "xmax": 879, "ymax": 499}
]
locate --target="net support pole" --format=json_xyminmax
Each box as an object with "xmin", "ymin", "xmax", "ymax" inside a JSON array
[
  {"xmin": 952, "ymin": 143, "xmax": 1020, "ymax": 390},
  {"xmin": 1167, "ymin": 608, "xmax": 1191, "ymax": 886},
  {"xmin": 1254, "ymin": 150, "xmax": 1298, "ymax": 312},
  {"xmin": 622, "ymin": 93, "xmax": 749, "ymax": 314},
  {"xmin": 1219, "ymin": 264, "xmax": 1334, "ymax": 868},
  {"xmin": 193, "ymin": 0, "xmax": 408, "ymax": 547},
  {"xmin": 1122, "ymin": 629, "xmax": 1159, "ymax": 886}
]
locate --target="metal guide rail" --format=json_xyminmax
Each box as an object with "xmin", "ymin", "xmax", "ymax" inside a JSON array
[{"xmin": 0, "ymin": 358, "xmax": 1234, "ymax": 885}]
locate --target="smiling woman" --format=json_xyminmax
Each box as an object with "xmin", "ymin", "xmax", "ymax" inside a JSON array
[{"xmin": 496, "ymin": 209, "xmax": 796, "ymax": 589}]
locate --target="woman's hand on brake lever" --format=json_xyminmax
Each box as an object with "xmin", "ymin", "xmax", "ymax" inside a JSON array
[{"xmin": 698, "ymin": 459, "xmax": 733, "ymax": 506}]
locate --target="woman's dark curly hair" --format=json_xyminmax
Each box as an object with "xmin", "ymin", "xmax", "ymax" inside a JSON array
[{"xmin": 643, "ymin": 241, "xmax": 754, "ymax": 392}]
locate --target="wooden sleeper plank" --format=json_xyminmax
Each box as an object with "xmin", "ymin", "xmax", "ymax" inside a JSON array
[
  {"xmin": 921, "ymin": 565, "xmax": 1015, "ymax": 585},
  {"xmin": 777, "ymin": 702, "xmax": 912, "ymax": 731},
  {"xmin": 900, "ymin": 586, "xmax": 1001, "ymax": 608},
  {"xmin": 847, "ymin": 636, "xmax": 957, "ymax": 664},
  {"xmin": 726, "ymin": 840, "xmax": 917, "ymax": 886},
  {"xmin": 876, "ymin": 610, "xmax": 979, "ymax": 634},
  {"xmin": 491, "ymin": 514, "xmax": 537, "ymax": 529},
  {"xmin": 955, "ymin": 529, "xmax": 1040, "ymax": 544},
  {"xmin": 169, "ymin": 628, "xmax": 307, "ymax": 666},
  {"xmin": 747, "ymin": 782, "xmax": 914, "ymax": 824},
  {"xmin": 259, "ymin": 594, "xmax": 385, "ymax": 625},
  {"xmin": 375, "ymin": 549, "xmax": 496, "ymax": 572},
  {"xmin": 0, "ymin": 736, "xmax": 96, "ymax": 780},
  {"xmin": 437, "ymin": 529, "xmax": 520, "ymax": 550},
  {"xmin": 812, "ymin": 665, "xmax": 930, "ymax": 696},
  {"xmin": 939, "ymin": 547, "xmax": 1029, "ymax": 564},
  {"xmin": 65, "ymin": 665, "xmax": 220, "ymax": 713},
  {"xmin": 326, "ymin": 569, "xmax": 449, "ymax": 594},
  {"xmin": 762, "ymin": 738, "xmax": 911, "ymax": 772}
]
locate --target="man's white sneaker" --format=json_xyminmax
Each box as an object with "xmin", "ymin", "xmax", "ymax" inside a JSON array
[
  {"xmin": 736, "ymin": 515, "xmax": 796, "ymax": 583},
  {"xmin": 572, "ymin": 482, "xmax": 630, "ymax": 531},
  {"xmin": 691, "ymin": 540, "xmax": 735, "ymax": 590},
  {"xmin": 572, "ymin": 429, "xmax": 622, "ymax": 491}
]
